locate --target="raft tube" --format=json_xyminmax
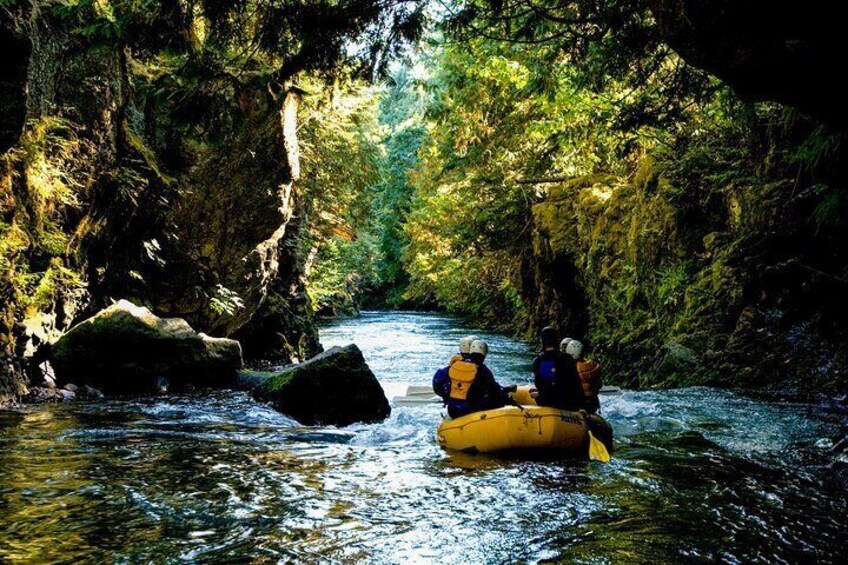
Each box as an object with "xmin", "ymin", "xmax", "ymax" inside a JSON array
[
  {"xmin": 436, "ymin": 405, "xmax": 613, "ymax": 456},
  {"xmin": 509, "ymin": 384, "xmax": 621, "ymax": 404},
  {"xmin": 509, "ymin": 385, "xmax": 537, "ymax": 406}
]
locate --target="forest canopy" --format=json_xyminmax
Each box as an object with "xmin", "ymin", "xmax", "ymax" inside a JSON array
[
  {"xmin": 3, "ymin": 0, "xmax": 847, "ymax": 394},
  {"xmin": 298, "ymin": 0, "xmax": 848, "ymax": 393}
]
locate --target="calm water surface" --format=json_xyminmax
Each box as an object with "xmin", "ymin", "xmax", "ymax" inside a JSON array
[{"xmin": 1, "ymin": 311, "xmax": 847, "ymax": 563}]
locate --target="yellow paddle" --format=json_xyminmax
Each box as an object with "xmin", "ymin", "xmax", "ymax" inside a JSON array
[
  {"xmin": 582, "ymin": 411, "xmax": 611, "ymax": 463},
  {"xmin": 588, "ymin": 429, "xmax": 611, "ymax": 463}
]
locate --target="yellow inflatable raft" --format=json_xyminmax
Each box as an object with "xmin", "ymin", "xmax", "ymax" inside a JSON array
[
  {"xmin": 509, "ymin": 385, "xmax": 537, "ymax": 406},
  {"xmin": 436, "ymin": 404, "xmax": 613, "ymax": 456}
]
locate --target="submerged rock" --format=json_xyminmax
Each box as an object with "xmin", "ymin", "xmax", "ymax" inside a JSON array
[
  {"xmin": 253, "ymin": 344, "xmax": 390, "ymax": 426},
  {"xmin": 653, "ymin": 342, "xmax": 702, "ymax": 386},
  {"xmin": 23, "ymin": 387, "xmax": 74, "ymax": 403},
  {"xmin": 234, "ymin": 370, "xmax": 275, "ymax": 391},
  {"xmin": 77, "ymin": 385, "xmax": 106, "ymax": 401},
  {"xmin": 51, "ymin": 300, "xmax": 242, "ymax": 396}
]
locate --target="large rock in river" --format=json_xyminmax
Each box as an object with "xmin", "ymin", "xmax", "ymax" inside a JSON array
[
  {"xmin": 51, "ymin": 300, "xmax": 242, "ymax": 396},
  {"xmin": 253, "ymin": 344, "xmax": 390, "ymax": 426}
]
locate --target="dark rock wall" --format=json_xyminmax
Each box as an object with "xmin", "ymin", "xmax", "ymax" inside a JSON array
[
  {"xmin": 0, "ymin": 5, "xmax": 318, "ymax": 403},
  {"xmin": 0, "ymin": 25, "xmax": 28, "ymax": 154},
  {"xmin": 146, "ymin": 93, "xmax": 300, "ymax": 335},
  {"xmin": 648, "ymin": 0, "xmax": 848, "ymax": 130},
  {"xmin": 527, "ymin": 158, "xmax": 848, "ymax": 397},
  {"xmin": 233, "ymin": 190, "xmax": 322, "ymax": 365}
]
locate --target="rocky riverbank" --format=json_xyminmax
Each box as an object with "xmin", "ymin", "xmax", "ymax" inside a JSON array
[
  {"xmin": 526, "ymin": 161, "xmax": 848, "ymax": 398},
  {"xmin": 1, "ymin": 300, "xmax": 388, "ymax": 428},
  {"xmin": 2, "ymin": 300, "xmax": 242, "ymax": 406},
  {"xmin": 50, "ymin": 300, "xmax": 243, "ymax": 396},
  {"xmin": 1, "ymin": 4, "xmax": 319, "ymax": 406}
]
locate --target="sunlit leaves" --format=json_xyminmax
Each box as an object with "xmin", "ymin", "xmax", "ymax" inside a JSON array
[{"xmin": 402, "ymin": 35, "xmax": 636, "ymax": 327}]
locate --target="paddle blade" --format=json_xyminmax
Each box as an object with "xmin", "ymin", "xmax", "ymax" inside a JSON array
[{"xmin": 587, "ymin": 430, "xmax": 611, "ymax": 463}]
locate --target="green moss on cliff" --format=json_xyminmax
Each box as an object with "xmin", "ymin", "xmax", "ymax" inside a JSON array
[
  {"xmin": 529, "ymin": 129, "xmax": 848, "ymax": 395},
  {"xmin": 1, "ymin": 117, "xmax": 91, "ymax": 363}
]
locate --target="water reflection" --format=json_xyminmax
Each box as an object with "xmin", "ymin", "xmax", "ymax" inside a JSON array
[{"xmin": 0, "ymin": 311, "xmax": 846, "ymax": 563}]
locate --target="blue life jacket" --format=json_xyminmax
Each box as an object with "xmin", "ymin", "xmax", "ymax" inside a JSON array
[
  {"xmin": 536, "ymin": 357, "xmax": 558, "ymax": 387},
  {"xmin": 433, "ymin": 367, "xmax": 451, "ymax": 399}
]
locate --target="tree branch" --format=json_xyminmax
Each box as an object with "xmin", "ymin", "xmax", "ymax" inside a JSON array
[{"xmin": 515, "ymin": 176, "xmax": 573, "ymax": 184}]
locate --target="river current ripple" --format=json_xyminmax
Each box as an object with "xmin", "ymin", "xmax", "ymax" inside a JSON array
[{"xmin": 1, "ymin": 311, "xmax": 847, "ymax": 563}]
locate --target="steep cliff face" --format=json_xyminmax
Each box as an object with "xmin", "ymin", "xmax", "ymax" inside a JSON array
[
  {"xmin": 1, "ymin": 7, "xmax": 125, "ymax": 402},
  {"xmin": 0, "ymin": 25, "xmax": 28, "ymax": 153},
  {"xmin": 135, "ymin": 91, "xmax": 303, "ymax": 336},
  {"xmin": 648, "ymin": 0, "xmax": 847, "ymax": 130},
  {"xmin": 0, "ymin": 5, "xmax": 316, "ymax": 402},
  {"xmin": 233, "ymin": 190, "xmax": 322, "ymax": 365},
  {"xmin": 528, "ymin": 151, "xmax": 848, "ymax": 396}
]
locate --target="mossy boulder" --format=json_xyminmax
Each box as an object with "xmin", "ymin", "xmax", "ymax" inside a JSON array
[
  {"xmin": 651, "ymin": 342, "xmax": 703, "ymax": 387},
  {"xmin": 234, "ymin": 369, "xmax": 275, "ymax": 391},
  {"xmin": 51, "ymin": 300, "xmax": 242, "ymax": 396},
  {"xmin": 253, "ymin": 344, "xmax": 390, "ymax": 426}
]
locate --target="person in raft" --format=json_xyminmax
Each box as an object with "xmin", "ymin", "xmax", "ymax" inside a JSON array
[
  {"xmin": 563, "ymin": 339, "xmax": 603, "ymax": 414},
  {"xmin": 435, "ymin": 335, "xmax": 479, "ymax": 395},
  {"xmin": 433, "ymin": 339, "xmax": 506, "ymax": 418},
  {"xmin": 447, "ymin": 335, "xmax": 478, "ymax": 366},
  {"xmin": 530, "ymin": 326, "xmax": 586, "ymax": 411}
]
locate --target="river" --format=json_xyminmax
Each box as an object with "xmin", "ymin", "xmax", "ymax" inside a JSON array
[{"xmin": 1, "ymin": 311, "xmax": 847, "ymax": 563}]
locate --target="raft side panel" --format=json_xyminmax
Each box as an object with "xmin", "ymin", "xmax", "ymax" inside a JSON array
[{"xmin": 437, "ymin": 406, "xmax": 610, "ymax": 455}]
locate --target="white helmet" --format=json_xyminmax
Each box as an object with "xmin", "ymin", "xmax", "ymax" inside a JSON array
[
  {"xmin": 469, "ymin": 339, "xmax": 488, "ymax": 357},
  {"xmin": 459, "ymin": 335, "xmax": 479, "ymax": 355},
  {"xmin": 565, "ymin": 339, "xmax": 584, "ymax": 360},
  {"xmin": 560, "ymin": 337, "xmax": 573, "ymax": 353}
]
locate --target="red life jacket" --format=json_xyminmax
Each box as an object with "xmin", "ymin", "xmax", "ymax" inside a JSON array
[{"xmin": 576, "ymin": 359, "xmax": 601, "ymax": 399}]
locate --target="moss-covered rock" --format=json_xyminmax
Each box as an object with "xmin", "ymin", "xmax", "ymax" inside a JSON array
[
  {"xmin": 234, "ymin": 369, "xmax": 275, "ymax": 391},
  {"xmin": 525, "ymin": 152, "xmax": 848, "ymax": 395},
  {"xmin": 51, "ymin": 300, "xmax": 242, "ymax": 396},
  {"xmin": 650, "ymin": 342, "xmax": 703, "ymax": 388},
  {"xmin": 0, "ymin": 365, "xmax": 26, "ymax": 407},
  {"xmin": 0, "ymin": 4, "xmax": 319, "ymax": 395},
  {"xmin": 253, "ymin": 344, "xmax": 390, "ymax": 426}
]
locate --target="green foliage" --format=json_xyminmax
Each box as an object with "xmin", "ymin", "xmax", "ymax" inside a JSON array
[
  {"xmin": 18, "ymin": 117, "xmax": 85, "ymax": 214},
  {"xmin": 367, "ymin": 67, "xmax": 428, "ymax": 305},
  {"xmin": 1, "ymin": 115, "xmax": 90, "ymax": 278},
  {"xmin": 656, "ymin": 262, "xmax": 689, "ymax": 313},
  {"xmin": 48, "ymin": 0, "xmax": 425, "ymax": 80},
  {"xmin": 302, "ymin": 66, "xmax": 429, "ymax": 314},
  {"xmin": 299, "ymin": 78, "xmax": 383, "ymax": 314},
  {"xmin": 1, "ymin": 116, "xmax": 90, "ymax": 355},
  {"xmin": 299, "ymin": 77, "xmax": 383, "ymax": 227},
  {"xmin": 402, "ymin": 34, "xmax": 643, "ymax": 329},
  {"xmin": 446, "ymin": 0, "xmax": 718, "ymax": 132},
  {"xmin": 812, "ymin": 189, "xmax": 848, "ymax": 231},
  {"xmin": 209, "ymin": 284, "xmax": 245, "ymax": 317},
  {"xmin": 308, "ymin": 233, "xmax": 382, "ymax": 315}
]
